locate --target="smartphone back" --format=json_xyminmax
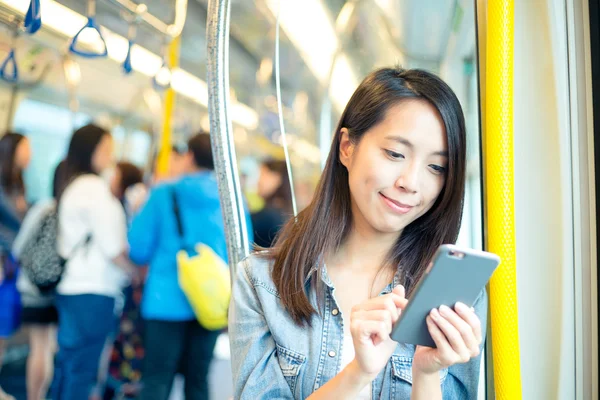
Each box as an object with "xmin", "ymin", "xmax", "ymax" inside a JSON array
[{"xmin": 390, "ymin": 244, "xmax": 500, "ymax": 347}]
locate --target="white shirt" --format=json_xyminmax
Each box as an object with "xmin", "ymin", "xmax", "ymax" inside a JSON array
[
  {"xmin": 57, "ymin": 174, "xmax": 128, "ymax": 297},
  {"xmin": 341, "ymin": 333, "xmax": 372, "ymax": 400}
]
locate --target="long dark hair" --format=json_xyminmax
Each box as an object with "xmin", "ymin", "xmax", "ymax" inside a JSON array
[
  {"xmin": 0, "ymin": 132, "xmax": 27, "ymax": 195},
  {"xmin": 267, "ymin": 67, "xmax": 467, "ymax": 325},
  {"xmin": 115, "ymin": 161, "xmax": 143, "ymax": 200},
  {"xmin": 52, "ymin": 160, "xmax": 67, "ymax": 199},
  {"xmin": 262, "ymin": 159, "xmax": 293, "ymax": 215},
  {"xmin": 58, "ymin": 124, "xmax": 109, "ymax": 200}
]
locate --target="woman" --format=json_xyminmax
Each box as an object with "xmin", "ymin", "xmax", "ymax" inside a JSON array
[
  {"xmin": 52, "ymin": 124, "xmax": 137, "ymax": 400},
  {"xmin": 251, "ymin": 159, "xmax": 293, "ymax": 248},
  {"xmin": 0, "ymin": 132, "xmax": 31, "ymax": 400},
  {"xmin": 229, "ymin": 68, "xmax": 484, "ymax": 399},
  {"xmin": 12, "ymin": 162, "xmax": 66, "ymax": 400}
]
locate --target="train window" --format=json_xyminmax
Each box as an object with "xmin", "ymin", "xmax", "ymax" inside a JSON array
[{"xmin": 12, "ymin": 98, "xmax": 90, "ymax": 202}]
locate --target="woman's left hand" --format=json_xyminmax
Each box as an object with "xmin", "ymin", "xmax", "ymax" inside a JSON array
[{"xmin": 412, "ymin": 302, "xmax": 482, "ymax": 375}]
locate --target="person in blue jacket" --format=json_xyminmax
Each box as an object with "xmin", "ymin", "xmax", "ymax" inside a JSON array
[{"xmin": 128, "ymin": 132, "xmax": 253, "ymax": 400}]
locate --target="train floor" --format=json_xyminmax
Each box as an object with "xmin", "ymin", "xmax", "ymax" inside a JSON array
[{"xmin": 0, "ymin": 332, "xmax": 234, "ymax": 400}]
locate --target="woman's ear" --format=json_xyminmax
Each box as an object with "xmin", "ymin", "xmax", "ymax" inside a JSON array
[{"xmin": 338, "ymin": 128, "xmax": 354, "ymax": 168}]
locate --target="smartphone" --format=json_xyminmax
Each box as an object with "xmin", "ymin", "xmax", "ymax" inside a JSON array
[{"xmin": 390, "ymin": 244, "xmax": 500, "ymax": 347}]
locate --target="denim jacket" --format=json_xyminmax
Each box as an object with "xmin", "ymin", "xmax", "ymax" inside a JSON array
[{"xmin": 229, "ymin": 254, "xmax": 487, "ymax": 400}]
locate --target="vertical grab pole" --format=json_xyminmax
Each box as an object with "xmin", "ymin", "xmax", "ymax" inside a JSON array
[
  {"xmin": 485, "ymin": 0, "xmax": 522, "ymax": 398},
  {"xmin": 206, "ymin": 0, "xmax": 249, "ymax": 275},
  {"xmin": 156, "ymin": 35, "xmax": 180, "ymax": 177}
]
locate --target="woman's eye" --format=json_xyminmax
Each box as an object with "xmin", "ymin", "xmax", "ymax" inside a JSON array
[
  {"xmin": 429, "ymin": 164, "xmax": 447, "ymax": 174},
  {"xmin": 385, "ymin": 150, "xmax": 404, "ymax": 159}
]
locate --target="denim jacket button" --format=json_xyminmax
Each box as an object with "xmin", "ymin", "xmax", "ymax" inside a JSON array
[
  {"xmin": 328, "ymin": 350, "xmax": 336, "ymax": 357},
  {"xmin": 332, "ymin": 309, "xmax": 339, "ymax": 316}
]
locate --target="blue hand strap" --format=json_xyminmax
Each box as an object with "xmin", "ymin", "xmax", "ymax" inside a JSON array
[
  {"xmin": 69, "ymin": 16, "xmax": 108, "ymax": 58},
  {"xmin": 123, "ymin": 39, "xmax": 133, "ymax": 74},
  {"xmin": 24, "ymin": 0, "xmax": 41, "ymax": 34},
  {"xmin": 0, "ymin": 49, "xmax": 18, "ymax": 83}
]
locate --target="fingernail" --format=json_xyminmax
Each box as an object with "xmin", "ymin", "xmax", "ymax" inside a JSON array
[
  {"xmin": 430, "ymin": 308, "xmax": 439, "ymax": 320},
  {"xmin": 455, "ymin": 302, "xmax": 468, "ymax": 312},
  {"xmin": 439, "ymin": 305, "xmax": 451, "ymax": 315}
]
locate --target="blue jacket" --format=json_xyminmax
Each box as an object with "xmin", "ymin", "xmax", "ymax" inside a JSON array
[{"xmin": 128, "ymin": 171, "xmax": 253, "ymax": 321}]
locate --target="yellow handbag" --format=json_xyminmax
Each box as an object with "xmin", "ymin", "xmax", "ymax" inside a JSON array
[
  {"xmin": 172, "ymin": 190, "xmax": 231, "ymax": 331},
  {"xmin": 177, "ymin": 244, "xmax": 231, "ymax": 331}
]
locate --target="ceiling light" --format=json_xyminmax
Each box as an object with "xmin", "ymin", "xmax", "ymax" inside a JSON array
[{"xmin": 265, "ymin": 0, "xmax": 359, "ymax": 112}]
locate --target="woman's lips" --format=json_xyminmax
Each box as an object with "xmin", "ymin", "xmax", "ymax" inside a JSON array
[{"xmin": 379, "ymin": 193, "xmax": 414, "ymax": 215}]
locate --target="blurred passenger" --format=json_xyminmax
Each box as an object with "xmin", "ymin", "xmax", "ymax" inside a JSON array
[
  {"xmin": 12, "ymin": 162, "xmax": 65, "ymax": 400},
  {"xmin": 251, "ymin": 159, "xmax": 293, "ymax": 248},
  {"xmin": 128, "ymin": 132, "xmax": 253, "ymax": 400},
  {"xmin": 0, "ymin": 133, "xmax": 30, "ymax": 217},
  {"xmin": 102, "ymin": 161, "xmax": 145, "ymax": 399},
  {"xmin": 110, "ymin": 161, "xmax": 143, "ymax": 205},
  {"xmin": 51, "ymin": 124, "xmax": 138, "ymax": 400},
  {"xmin": 0, "ymin": 132, "xmax": 31, "ymax": 400},
  {"xmin": 239, "ymin": 157, "xmax": 264, "ymax": 214},
  {"xmin": 110, "ymin": 161, "xmax": 146, "ymax": 222}
]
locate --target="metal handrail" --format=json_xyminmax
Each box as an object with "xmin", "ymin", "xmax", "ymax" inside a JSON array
[{"xmin": 104, "ymin": 0, "xmax": 188, "ymax": 38}]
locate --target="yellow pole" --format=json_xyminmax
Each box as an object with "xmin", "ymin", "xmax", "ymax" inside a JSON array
[
  {"xmin": 485, "ymin": 0, "xmax": 521, "ymax": 399},
  {"xmin": 156, "ymin": 35, "xmax": 181, "ymax": 177}
]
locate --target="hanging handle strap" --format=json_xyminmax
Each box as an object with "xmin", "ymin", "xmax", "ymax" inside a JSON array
[
  {"xmin": 0, "ymin": 49, "xmax": 19, "ymax": 83},
  {"xmin": 24, "ymin": 0, "xmax": 41, "ymax": 34},
  {"xmin": 69, "ymin": 0, "xmax": 108, "ymax": 59},
  {"xmin": 122, "ymin": 24, "xmax": 136, "ymax": 74},
  {"xmin": 123, "ymin": 39, "xmax": 133, "ymax": 74},
  {"xmin": 69, "ymin": 17, "xmax": 108, "ymax": 58}
]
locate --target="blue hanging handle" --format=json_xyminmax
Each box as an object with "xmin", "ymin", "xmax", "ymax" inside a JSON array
[
  {"xmin": 123, "ymin": 39, "xmax": 133, "ymax": 74},
  {"xmin": 24, "ymin": 0, "xmax": 41, "ymax": 35},
  {"xmin": 0, "ymin": 49, "xmax": 19, "ymax": 83},
  {"xmin": 69, "ymin": 16, "xmax": 108, "ymax": 58}
]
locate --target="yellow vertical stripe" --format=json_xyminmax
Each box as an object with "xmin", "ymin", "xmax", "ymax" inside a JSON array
[
  {"xmin": 485, "ymin": 0, "xmax": 522, "ymax": 398},
  {"xmin": 156, "ymin": 35, "xmax": 181, "ymax": 176}
]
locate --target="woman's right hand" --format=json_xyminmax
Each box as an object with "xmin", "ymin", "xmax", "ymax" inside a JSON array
[{"xmin": 349, "ymin": 285, "xmax": 408, "ymax": 379}]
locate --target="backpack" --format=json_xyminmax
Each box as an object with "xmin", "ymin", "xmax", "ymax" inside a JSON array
[{"xmin": 19, "ymin": 206, "xmax": 89, "ymax": 294}]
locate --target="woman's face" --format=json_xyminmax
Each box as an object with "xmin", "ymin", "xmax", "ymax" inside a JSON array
[
  {"xmin": 15, "ymin": 138, "xmax": 31, "ymax": 170},
  {"xmin": 257, "ymin": 164, "xmax": 282, "ymax": 199},
  {"xmin": 92, "ymin": 134, "xmax": 114, "ymax": 174},
  {"xmin": 339, "ymin": 100, "xmax": 448, "ymax": 236}
]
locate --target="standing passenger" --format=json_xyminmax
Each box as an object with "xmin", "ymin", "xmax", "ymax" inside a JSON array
[
  {"xmin": 52, "ymin": 124, "xmax": 137, "ymax": 400},
  {"xmin": 13, "ymin": 161, "xmax": 65, "ymax": 400},
  {"xmin": 128, "ymin": 132, "xmax": 253, "ymax": 400},
  {"xmin": 0, "ymin": 132, "xmax": 31, "ymax": 400}
]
